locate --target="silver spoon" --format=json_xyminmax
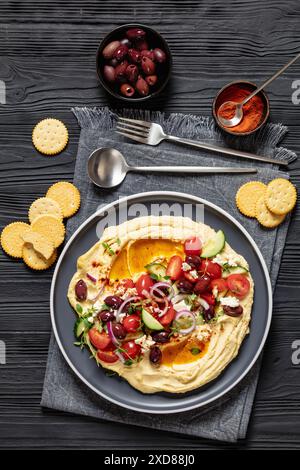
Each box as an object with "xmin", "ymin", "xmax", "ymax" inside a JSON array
[
  {"xmin": 217, "ymin": 52, "xmax": 300, "ymax": 128},
  {"xmin": 87, "ymin": 148, "xmax": 256, "ymax": 189}
]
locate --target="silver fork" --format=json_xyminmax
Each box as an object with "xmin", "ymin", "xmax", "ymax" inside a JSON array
[{"xmin": 116, "ymin": 116, "xmax": 287, "ymax": 167}]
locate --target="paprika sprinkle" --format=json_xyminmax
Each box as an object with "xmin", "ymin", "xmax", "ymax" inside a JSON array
[{"xmin": 215, "ymin": 83, "xmax": 267, "ymax": 134}]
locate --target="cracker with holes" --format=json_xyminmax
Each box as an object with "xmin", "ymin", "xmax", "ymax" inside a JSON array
[
  {"xmin": 255, "ymin": 195, "xmax": 285, "ymax": 228},
  {"xmin": 31, "ymin": 214, "xmax": 65, "ymax": 248},
  {"xmin": 265, "ymin": 178, "xmax": 297, "ymax": 215},
  {"xmin": 28, "ymin": 197, "xmax": 63, "ymax": 223},
  {"xmin": 236, "ymin": 181, "xmax": 267, "ymax": 218},
  {"xmin": 32, "ymin": 118, "xmax": 68, "ymax": 155},
  {"xmin": 0, "ymin": 222, "xmax": 31, "ymax": 258},
  {"xmin": 46, "ymin": 181, "xmax": 81, "ymax": 218},
  {"xmin": 23, "ymin": 244, "xmax": 57, "ymax": 271},
  {"xmin": 22, "ymin": 230, "xmax": 55, "ymax": 260}
]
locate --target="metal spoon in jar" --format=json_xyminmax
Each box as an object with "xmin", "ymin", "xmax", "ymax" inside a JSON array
[
  {"xmin": 87, "ymin": 147, "xmax": 256, "ymax": 189},
  {"xmin": 217, "ymin": 52, "xmax": 300, "ymax": 128}
]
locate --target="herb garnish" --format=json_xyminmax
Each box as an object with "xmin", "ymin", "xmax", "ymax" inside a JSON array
[{"xmin": 102, "ymin": 242, "xmax": 115, "ymax": 256}]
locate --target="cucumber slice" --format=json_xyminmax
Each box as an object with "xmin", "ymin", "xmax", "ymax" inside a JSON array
[
  {"xmin": 74, "ymin": 318, "xmax": 91, "ymax": 338},
  {"xmin": 222, "ymin": 265, "xmax": 248, "ymax": 278},
  {"xmin": 145, "ymin": 262, "xmax": 166, "ymax": 278},
  {"xmin": 201, "ymin": 230, "xmax": 225, "ymax": 258},
  {"xmin": 141, "ymin": 308, "xmax": 164, "ymax": 331}
]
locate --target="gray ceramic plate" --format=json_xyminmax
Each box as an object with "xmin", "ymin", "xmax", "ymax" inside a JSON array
[{"xmin": 50, "ymin": 191, "xmax": 272, "ymax": 414}]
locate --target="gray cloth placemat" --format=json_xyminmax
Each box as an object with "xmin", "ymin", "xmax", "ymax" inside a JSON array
[{"xmin": 41, "ymin": 107, "xmax": 296, "ymax": 443}]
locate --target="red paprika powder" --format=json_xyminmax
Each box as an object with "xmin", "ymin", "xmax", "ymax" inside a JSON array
[{"xmin": 216, "ymin": 85, "xmax": 265, "ymax": 133}]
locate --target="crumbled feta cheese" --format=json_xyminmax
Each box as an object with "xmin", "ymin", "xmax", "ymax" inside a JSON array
[
  {"xmin": 173, "ymin": 300, "xmax": 191, "ymax": 312},
  {"xmin": 196, "ymin": 325, "xmax": 212, "ymax": 342},
  {"xmin": 88, "ymin": 316, "xmax": 94, "ymax": 324},
  {"xmin": 134, "ymin": 335, "xmax": 155, "ymax": 353},
  {"xmin": 212, "ymin": 253, "xmax": 239, "ymax": 267},
  {"xmin": 126, "ymin": 287, "xmax": 138, "ymax": 297},
  {"xmin": 220, "ymin": 296, "xmax": 240, "ymax": 308},
  {"xmin": 182, "ymin": 262, "xmax": 192, "ymax": 272},
  {"xmin": 189, "ymin": 270, "xmax": 198, "ymax": 279},
  {"xmin": 118, "ymin": 313, "xmax": 126, "ymax": 323},
  {"xmin": 212, "ymin": 286, "xmax": 219, "ymax": 298}
]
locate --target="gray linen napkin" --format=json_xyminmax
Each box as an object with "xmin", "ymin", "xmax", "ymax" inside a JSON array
[{"xmin": 41, "ymin": 107, "xmax": 296, "ymax": 442}]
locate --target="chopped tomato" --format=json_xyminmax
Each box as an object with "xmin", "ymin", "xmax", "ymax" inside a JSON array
[
  {"xmin": 227, "ymin": 274, "xmax": 250, "ymax": 299},
  {"xmin": 136, "ymin": 274, "xmax": 154, "ymax": 297},
  {"xmin": 200, "ymin": 260, "xmax": 222, "ymax": 280},
  {"xmin": 120, "ymin": 278, "xmax": 135, "ymax": 289},
  {"xmin": 201, "ymin": 292, "xmax": 216, "ymax": 305},
  {"xmin": 210, "ymin": 278, "xmax": 228, "ymax": 293},
  {"xmin": 183, "ymin": 271, "xmax": 198, "ymax": 283},
  {"xmin": 123, "ymin": 314, "xmax": 141, "ymax": 333},
  {"xmin": 159, "ymin": 305, "xmax": 176, "ymax": 327},
  {"xmin": 122, "ymin": 341, "xmax": 142, "ymax": 360},
  {"xmin": 166, "ymin": 255, "xmax": 183, "ymax": 280},
  {"xmin": 97, "ymin": 350, "xmax": 118, "ymax": 363},
  {"xmin": 184, "ymin": 237, "xmax": 202, "ymax": 256},
  {"xmin": 88, "ymin": 328, "xmax": 112, "ymax": 350}
]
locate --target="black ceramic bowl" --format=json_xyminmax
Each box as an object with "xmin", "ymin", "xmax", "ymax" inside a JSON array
[{"xmin": 96, "ymin": 24, "xmax": 172, "ymax": 102}]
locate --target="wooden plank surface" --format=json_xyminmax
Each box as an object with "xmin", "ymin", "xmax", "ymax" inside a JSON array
[{"xmin": 0, "ymin": 0, "xmax": 300, "ymax": 450}]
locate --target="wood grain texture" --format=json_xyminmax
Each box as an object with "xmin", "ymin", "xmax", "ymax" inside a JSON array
[{"xmin": 0, "ymin": 0, "xmax": 300, "ymax": 450}]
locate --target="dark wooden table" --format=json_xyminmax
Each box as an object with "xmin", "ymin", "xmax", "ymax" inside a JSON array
[{"xmin": 0, "ymin": 0, "xmax": 300, "ymax": 450}]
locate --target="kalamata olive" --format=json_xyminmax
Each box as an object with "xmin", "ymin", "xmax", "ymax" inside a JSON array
[
  {"xmin": 120, "ymin": 38, "xmax": 131, "ymax": 47},
  {"xmin": 223, "ymin": 305, "xmax": 243, "ymax": 317},
  {"xmin": 112, "ymin": 322, "xmax": 127, "ymax": 339},
  {"xmin": 102, "ymin": 40, "xmax": 121, "ymax": 59},
  {"xmin": 135, "ymin": 76, "xmax": 149, "ymax": 96},
  {"xmin": 75, "ymin": 279, "xmax": 87, "ymax": 301},
  {"xmin": 141, "ymin": 56, "xmax": 156, "ymax": 75},
  {"xmin": 177, "ymin": 279, "xmax": 194, "ymax": 293},
  {"xmin": 140, "ymin": 49, "xmax": 155, "ymax": 60},
  {"xmin": 98, "ymin": 310, "xmax": 115, "ymax": 323},
  {"xmin": 115, "ymin": 60, "xmax": 128, "ymax": 82},
  {"xmin": 194, "ymin": 275, "xmax": 211, "ymax": 294},
  {"xmin": 103, "ymin": 65, "xmax": 116, "ymax": 83},
  {"xmin": 203, "ymin": 306, "xmax": 215, "ymax": 322},
  {"xmin": 185, "ymin": 255, "xmax": 201, "ymax": 270},
  {"xmin": 126, "ymin": 28, "xmax": 146, "ymax": 41},
  {"xmin": 149, "ymin": 346, "xmax": 162, "ymax": 365},
  {"xmin": 128, "ymin": 48, "xmax": 141, "ymax": 63},
  {"xmin": 136, "ymin": 39, "xmax": 149, "ymax": 51},
  {"xmin": 109, "ymin": 58, "xmax": 118, "ymax": 67},
  {"xmin": 120, "ymin": 83, "xmax": 135, "ymax": 97},
  {"xmin": 145, "ymin": 75, "xmax": 158, "ymax": 86},
  {"xmin": 151, "ymin": 330, "xmax": 170, "ymax": 344},
  {"xmin": 113, "ymin": 44, "xmax": 128, "ymax": 61},
  {"xmin": 125, "ymin": 64, "xmax": 138, "ymax": 83},
  {"xmin": 104, "ymin": 295, "xmax": 123, "ymax": 309},
  {"xmin": 153, "ymin": 48, "xmax": 167, "ymax": 63}
]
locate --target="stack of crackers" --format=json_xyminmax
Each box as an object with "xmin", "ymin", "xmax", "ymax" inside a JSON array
[
  {"xmin": 0, "ymin": 182, "xmax": 80, "ymax": 270},
  {"xmin": 236, "ymin": 178, "xmax": 297, "ymax": 228}
]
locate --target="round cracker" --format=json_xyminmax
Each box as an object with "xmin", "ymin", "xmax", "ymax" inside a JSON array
[
  {"xmin": 265, "ymin": 178, "xmax": 297, "ymax": 215},
  {"xmin": 46, "ymin": 181, "xmax": 80, "ymax": 218},
  {"xmin": 23, "ymin": 244, "xmax": 57, "ymax": 270},
  {"xmin": 31, "ymin": 214, "xmax": 65, "ymax": 248},
  {"xmin": 0, "ymin": 222, "xmax": 31, "ymax": 258},
  {"xmin": 32, "ymin": 118, "xmax": 68, "ymax": 155},
  {"xmin": 236, "ymin": 181, "xmax": 267, "ymax": 217},
  {"xmin": 28, "ymin": 197, "xmax": 63, "ymax": 223},
  {"xmin": 255, "ymin": 195, "xmax": 285, "ymax": 228},
  {"xmin": 22, "ymin": 230, "xmax": 55, "ymax": 260}
]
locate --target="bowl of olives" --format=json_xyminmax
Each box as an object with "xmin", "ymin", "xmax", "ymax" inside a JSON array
[{"xmin": 96, "ymin": 24, "xmax": 172, "ymax": 101}]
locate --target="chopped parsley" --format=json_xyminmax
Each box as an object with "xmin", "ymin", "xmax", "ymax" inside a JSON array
[
  {"xmin": 76, "ymin": 303, "xmax": 83, "ymax": 314},
  {"xmin": 102, "ymin": 242, "xmax": 115, "ymax": 256},
  {"xmin": 190, "ymin": 347, "xmax": 201, "ymax": 355}
]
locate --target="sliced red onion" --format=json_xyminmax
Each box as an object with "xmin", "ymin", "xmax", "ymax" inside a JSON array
[
  {"xmin": 150, "ymin": 282, "xmax": 174, "ymax": 301},
  {"xmin": 86, "ymin": 273, "xmax": 97, "ymax": 283},
  {"xmin": 90, "ymin": 282, "xmax": 105, "ymax": 303},
  {"xmin": 198, "ymin": 297, "xmax": 210, "ymax": 311},
  {"xmin": 171, "ymin": 293, "xmax": 187, "ymax": 305},
  {"xmin": 157, "ymin": 297, "xmax": 169, "ymax": 317},
  {"xmin": 116, "ymin": 296, "xmax": 139, "ymax": 322},
  {"xmin": 115, "ymin": 349, "xmax": 125, "ymax": 364},
  {"xmin": 107, "ymin": 321, "xmax": 120, "ymax": 347},
  {"xmin": 174, "ymin": 310, "xmax": 196, "ymax": 335}
]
